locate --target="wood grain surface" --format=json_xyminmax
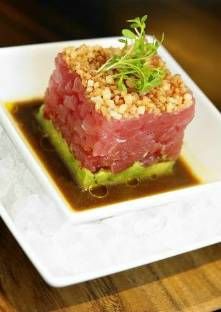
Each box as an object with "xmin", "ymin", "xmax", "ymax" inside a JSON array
[
  {"xmin": 0, "ymin": 219, "xmax": 221, "ymax": 312},
  {"xmin": 0, "ymin": 0, "xmax": 221, "ymax": 311}
]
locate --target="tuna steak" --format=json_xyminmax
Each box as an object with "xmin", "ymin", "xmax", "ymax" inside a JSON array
[{"xmin": 44, "ymin": 54, "xmax": 195, "ymax": 173}]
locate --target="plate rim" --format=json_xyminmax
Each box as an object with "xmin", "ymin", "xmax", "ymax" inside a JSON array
[{"xmin": 0, "ymin": 37, "xmax": 221, "ymax": 287}]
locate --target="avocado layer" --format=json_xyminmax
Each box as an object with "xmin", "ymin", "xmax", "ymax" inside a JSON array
[{"xmin": 36, "ymin": 106, "xmax": 175, "ymax": 190}]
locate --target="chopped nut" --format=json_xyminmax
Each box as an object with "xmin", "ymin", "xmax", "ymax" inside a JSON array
[
  {"xmin": 102, "ymin": 87, "xmax": 112, "ymax": 100},
  {"xmin": 162, "ymin": 81, "xmax": 170, "ymax": 91},
  {"xmin": 63, "ymin": 45, "xmax": 194, "ymax": 120},
  {"xmin": 86, "ymin": 87, "xmax": 93, "ymax": 93},
  {"xmin": 87, "ymin": 79, "xmax": 94, "ymax": 87},
  {"xmin": 94, "ymin": 81, "xmax": 100, "ymax": 88},
  {"xmin": 91, "ymin": 96, "xmax": 103, "ymax": 108},
  {"xmin": 167, "ymin": 102, "xmax": 174, "ymax": 112},
  {"xmin": 137, "ymin": 106, "xmax": 145, "ymax": 115},
  {"xmin": 184, "ymin": 93, "xmax": 192, "ymax": 101},
  {"xmin": 130, "ymin": 105, "xmax": 137, "ymax": 115},
  {"xmin": 124, "ymin": 94, "xmax": 133, "ymax": 106},
  {"xmin": 118, "ymin": 104, "xmax": 127, "ymax": 114},
  {"xmin": 106, "ymin": 75, "xmax": 114, "ymax": 84},
  {"xmin": 105, "ymin": 99, "xmax": 115, "ymax": 108},
  {"xmin": 110, "ymin": 110, "xmax": 122, "ymax": 120}
]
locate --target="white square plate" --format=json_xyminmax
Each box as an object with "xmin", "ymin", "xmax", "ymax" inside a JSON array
[{"xmin": 0, "ymin": 38, "xmax": 221, "ymax": 287}]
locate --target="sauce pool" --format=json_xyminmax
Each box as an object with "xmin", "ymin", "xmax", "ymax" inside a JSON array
[{"xmin": 9, "ymin": 100, "xmax": 200, "ymax": 211}]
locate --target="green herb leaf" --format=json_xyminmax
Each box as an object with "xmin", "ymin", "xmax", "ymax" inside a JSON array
[
  {"xmin": 122, "ymin": 29, "xmax": 136, "ymax": 39},
  {"xmin": 98, "ymin": 15, "xmax": 165, "ymax": 93},
  {"xmin": 141, "ymin": 15, "xmax": 147, "ymax": 23}
]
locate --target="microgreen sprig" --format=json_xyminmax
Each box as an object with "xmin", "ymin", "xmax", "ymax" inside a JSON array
[{"xmin": 98, "ymin": 15, "xmax": 165, "ymax": 93}]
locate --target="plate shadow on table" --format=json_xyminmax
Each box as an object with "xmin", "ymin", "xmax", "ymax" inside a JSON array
[{"xmin": 0, "ymin": 219, "xmax": 221, "ymax": 311}]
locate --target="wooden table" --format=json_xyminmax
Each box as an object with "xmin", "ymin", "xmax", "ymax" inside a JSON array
[
  {"xmin": 0, "ymin": 1, "xmax": 221, "ymax": 311},
  {"xmin": 0, "ymin": 220, "xmax": 221, "ymax": 312}
]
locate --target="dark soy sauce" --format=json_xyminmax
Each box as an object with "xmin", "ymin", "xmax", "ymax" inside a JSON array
[{"xmin": 9, "ymin": 100, "xmax": 200, "ymax": 211}]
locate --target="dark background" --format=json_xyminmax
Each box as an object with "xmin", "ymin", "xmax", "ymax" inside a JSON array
[{"xmin": 0, "ymin": 0, "xmax": 220, "ymax": 109}]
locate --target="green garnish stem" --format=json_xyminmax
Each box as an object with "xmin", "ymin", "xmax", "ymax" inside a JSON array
[{"xmin": 98, "ymin": 15, "xmax": 165, "ymax": 93}]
